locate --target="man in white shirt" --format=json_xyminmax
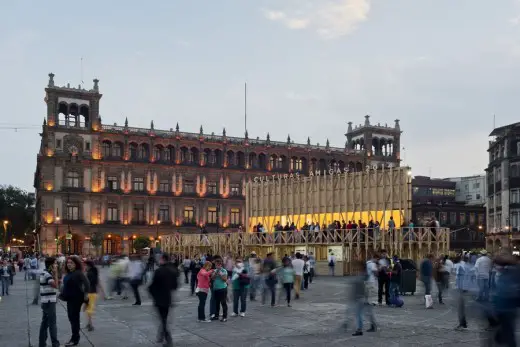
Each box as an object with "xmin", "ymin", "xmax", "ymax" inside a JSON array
[
  {"xmin": 366, "ymin": 254, "xmax": 379, "ymax": 305},
  {"xmin": 291, "ymin": 253, "xmax": 305, "ymax": 299},
  {"xmin": 474, "ymin": 250, "xmax": 492, "ymax": 301},
  {"xmin": 328, "ymin": 252, "xmax": 336, "ymax": 276}
]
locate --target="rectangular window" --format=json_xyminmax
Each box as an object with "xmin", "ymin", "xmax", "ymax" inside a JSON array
[
  {"xmin": 133, "ymin": 177, "xmax": 144, "ymax": 191},
  {"xmin": 469, "ymin": 213, "xmax": 476, "ymax": 225},
  {"xmin": 230, "ymin": 208, "xmax": 241, "ymax": 225},
  {"xmin": 511, "ymin": 189, "xmax": 520, "ymax": 204},
  {"xmin": 460, "ymin": 212, "xmax": 467, "ymax": 225},
  {"xmin": 416, "ymin": 212, "xmax": 423, "ymax": 222},
  {"xmin": 450, "ymin": 212, "xmax": 457, "ymax": 224},
  {"xmin": 159, "ymin": 180, "xmax": 169, "ymax": 192},
  {"xmin": 158, "ymin": 205, "xmax": 169, "ymax": 222},
  {"xmin": 478, "ymin": 213, "xmax": 485, "ymax": 226},
  {"xmin": 183, "ymin": 180, "xmax": 194, "ymax": 193},
  {"xmin": 473, "ymin": 182, "xmax": 480, "ymax": 189},
  {"xmin": 496, "ymin": 192, "xmax": 502, "ymax": 207},
  {"xmin": 230, "ymin": 183, "xmax": 240, "ymax": 196},
  {"xmin": 107, "ymin": 205, "xmax": 118, "ymax": 221},
  {"xmin": 56, "ymin": 139, "xmax": 62, "ymax": 148},
  {"xmin": 133, "ymin": 204, "xmax": 145, "ymax": 222},
  {"xmin": 85, "ymin": 142, "xmax": 91, "ymax": 151},
  {"xmin": 66, "ymin": 205, "xmax": 80, "ymax": 220},
  {"xmin": 183, "ymin": 206, "xmax": 194, "ymax": 223},
  {"xmin": 208, "ymin": 182, "xmax": 218, "ymax": 195},
  {"xmin": 207, "ymin": 207, "xmax": 217, "ymax": 224},
  {"xmin": 440, "ymin": 212, "xmax": 447, "ymax": 225},
  {"xmin": 107, "ymin": 176, "xmax": 118, "ymax": 191},
  {"xmin": 496, "ymin": 168, "xmax": 501, "ymax": 182},
  {"xmin": 67, "ymin": 172, "xmax": 80, "ymax": 188}
]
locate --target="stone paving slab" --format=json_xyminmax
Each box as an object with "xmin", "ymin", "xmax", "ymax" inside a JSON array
[{"xmin": 1, "ymin": 270, "xmax": 518, "ymax": 346}]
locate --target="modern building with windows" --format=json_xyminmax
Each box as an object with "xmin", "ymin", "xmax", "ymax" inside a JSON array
[
  {"xmin": 34, "ymin": 74, "xmax": 402, "ymax": 255},
  {"xmin": 446, "ymin": 175, "xmax": 486, "ymax": 206},
  {"xmin": 486, "ymin": 122, "xmax": 520, "ymax": 251},
  {"xmin": 411, "ymin": 176, "xmax": 485, "ymax": 250}
]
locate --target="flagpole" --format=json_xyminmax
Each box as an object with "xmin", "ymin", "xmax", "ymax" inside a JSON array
[
  {"xmin": 80, "ymin": 57, "xmax": 84, "ymax": 88},
  {"xmin": 244, "ymin": 82, "xmax": 247, "ymax": 135}
]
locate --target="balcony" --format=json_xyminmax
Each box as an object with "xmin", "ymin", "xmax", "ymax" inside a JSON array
[
  {"xmin": 182, "ymin": 220, "xmax": 198, "ymax": 227},
  {"xmin": 62, "ymin": 219, "xmax": 84, "ymax": 225},
  {"xmin": 156, "ymin": 191, "xmax": 173, "ymax": 197},
  {"xmin": 101, "ymin": 156, "xmax": 124, "ymax": 162},
  {"xmin": 103, "ymin": 187, "xmax": 123, "ymax": 194},
  {"xmin": 104, "ymin": 220, "xmax": 121, "ymax": 225},
  {"xmin": 131, "ymin": 220, "xmax": 147, "ymax": 226},
  {"xmin": 62, "ymin": 186, "xmax": 86, "ymax": 193}
]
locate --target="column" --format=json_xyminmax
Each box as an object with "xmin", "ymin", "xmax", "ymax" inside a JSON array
[
  {"xmin": 83, "ymin": 200, "xmax": 91, "ymax": 224},
  {"xmin": 101, "ymin": 199, "xmax": 107, "ymax": 223},
  {"xmin": 100, "ymin": 167, "xmax": 106, "ymax": 190},
  {"xmin": 219, "ymin": 175, "xmax": 224, "ymax": 196},
  {"xmin": 146, "ymin": 171, "xmax": 152, "ymax": 192},
  {"xmin": 119, "ymin": 199, "xmax": 124, "ymax": 223},
  {"xmin": 172, "ymin": 172, "xmax": 177, "ymax": 193},
  {"xmin": 153, "ymin": 172, "xmax": 158, "ymax": 192},
  {"xmin": 128, "ymin": 200, "xmax": 133, "ymax": 223},
  {"xmin": 82, "ymin": 167, "xmax": 90, "ymax": 191},
  {"xmin": 145, "ymin": 200, "xmax": 150, "ymax": 223},
  {"xmin": 121, "ymin": 171, "xmax": 126, "ymax": 191},
  {"xmin": 178, "ymin": 174, "xmax": 183, "ymax": 194},
  {"xmin": 196, "ymin": 175, "xmax": 201, "ymax": 194},
  {"xmin": 127, "ymin": 171, "xmax": 132, "ymax": 191},
  {"xmin": 170, "ymin": 199, "xmax": 175, "ymax": 224},
  {"xmin": 225, "ymin": 176, "xmax": 230, "ymax": 195}
]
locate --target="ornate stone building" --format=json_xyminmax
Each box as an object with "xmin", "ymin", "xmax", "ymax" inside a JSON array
[{"xmin": 34, "ymin": 74, "xmax": 402, "ymax": 255}]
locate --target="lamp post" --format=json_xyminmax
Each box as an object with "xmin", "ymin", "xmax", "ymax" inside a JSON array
[
  {"xmin": 55, "ymin": 213, "xmax": 60, "ymax": 254},
  {"xmin": 2, "ymin": 220, "xmax": 9, "ymax": 250},
  {"xmin": 156, "ymin": 219, "xmax": 161, "ymax": 248},
  {"xmin": 216, "ymin": 200, "xmax": 221, "ymax": 233}
]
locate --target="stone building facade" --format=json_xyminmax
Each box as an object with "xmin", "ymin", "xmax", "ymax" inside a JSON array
[
  {"xmin": 34, "ymin": 73, "xmax": 402, "ymax": 255},
  {"xmin": 486, "ymin": 122, "xmax": 520, "ymax": 251}
]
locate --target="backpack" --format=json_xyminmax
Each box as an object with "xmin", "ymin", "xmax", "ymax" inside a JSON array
[
  {"xmin": 329, "ymin": 259, "xmax": 334, "ymax": 267},
  {"xmin": 238, "ymin": 272, "xmax": 250, "ymax": 286}
]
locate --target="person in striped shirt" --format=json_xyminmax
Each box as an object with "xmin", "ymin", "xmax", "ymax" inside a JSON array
[{"xmin": 39, "ymin": 257, "xmax": 60, "ymax": 347}]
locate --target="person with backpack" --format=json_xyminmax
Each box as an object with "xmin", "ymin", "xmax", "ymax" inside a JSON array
[
  {"xmin": 148, "ymin": 254, "xmax": 179, "ymax": 347},
  {"xmin": 231, "ymin": 258, "xmax": 250, "ymax": 317}
]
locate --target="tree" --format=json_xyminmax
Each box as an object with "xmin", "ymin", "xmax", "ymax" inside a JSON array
[
  {"xmin": 0, "ymin": 185, "xmax": 35, "ymax": 247},
  {"xmin": 133, "ymin": 236, "xmax": 150, "ymax": 252},
  {"xmin": 90, "ymin": 231, "xmax": 104, "ymax": 256}
]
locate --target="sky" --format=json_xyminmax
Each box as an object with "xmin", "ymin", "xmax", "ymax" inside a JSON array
[{"xmin": 1, "ymin": 0, "xmax": 520, "ymax": 191}]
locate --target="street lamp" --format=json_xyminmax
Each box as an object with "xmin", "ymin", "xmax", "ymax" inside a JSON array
[
  {"xmin": 156, "ymin": 219, "xmax": 161, "ymax": 247},
  {"xmin": 2, "ymin": 220, "xmax": 9, "ymax": 250}
]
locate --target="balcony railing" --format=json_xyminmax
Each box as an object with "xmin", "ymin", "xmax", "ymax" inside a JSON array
[
  {"xmin": 62, "ymin": 186, "xmax": 85, "ymax": 193},
  {"xmin": 62, "ymin": 219, "xmax": 84, "ymax": 225}
]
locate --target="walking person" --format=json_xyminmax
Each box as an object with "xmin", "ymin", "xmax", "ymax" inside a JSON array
[
  {"xmin": 389, "ymin": 256, "xmax": 402, "ymax": 306},
  {"xmin": 0, "ymin": 259, "xmax": 13, "ymax": 296},
  {"xmin": 128, "ymin": 255, "xmax": 145, "ymax": 305},
  {"xmin": 60, "ymin": 256, "xmax": 90, "ymax": 346},
  {"xmin": 280, "ymin": 257, "xmax": 295, "ymax": 307},
  {"xmin": 39, "ymin": 257, "xmax": 60, "ymax": 347},
  {"xmin": 350, "ymin": 260, "xmax": 377, "ymax": 336},
  {"xmin": 8, "ymin": 260, "xmax": 15, "ymax": 285},
  {"xmin": 190, "ymin": 257, "xmax": 201, "ymax": 296},
  {"xmin": 291, "ymin": 253, "xmax": 304, "ymax": 299},
  {"xmin": 474, "ymin": 250, "xmax": 492, "ymax": 302},
  {"xmin": 84, "ymin": 260, "xmax": 99, "ymax": 331},
  {"xmin": 231, "ymin": 258, "xmax": 249, "ymax": 317},
  {"xmin": 420, "ymin": 254, "xmax": 434, "ymax": 309},
  {"xmin": 303, "ymin": 255, "xmax": 311, "ymax": 290},
  {"xmin": 328, "ymin": 252, "xmax": 336, "ymax": 276},
  {"xmin": 454, "ymin": 254, "xmax": 475, "ymax": 330},
  {"xmin": 377, "ymin": 250, "xmax": 390, "ymax": 306},
  {"xmin": 148, "ymin": 254, "xmax": 179, "ymax": 347},
  {"xmin": 182, "ymin": 255, "xmax": 191, "ymax": 284},
  {"xmin": 195, "ymin": 261, "xmax": 212, "ymax": 322},
  {"xmin": 211, "ymin": 258, "xmax": 228, "ymax": 322},
  {"xmin": 433, "ymin": 256, "xmax": 446, "ymax": 304},
  {"xmin": 261, "ymin": 253, "xmax": 277, "ymax": 307}
]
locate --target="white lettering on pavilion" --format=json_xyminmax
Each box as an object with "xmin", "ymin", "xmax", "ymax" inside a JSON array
[{"xmin": 253, "ymin": 163, "xmax": 395, "ymax": 183}]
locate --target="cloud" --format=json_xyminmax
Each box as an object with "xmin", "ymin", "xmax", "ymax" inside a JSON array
[{"xmin": 263, "ymin": 0, "xmax": 370, "ymax": 39}]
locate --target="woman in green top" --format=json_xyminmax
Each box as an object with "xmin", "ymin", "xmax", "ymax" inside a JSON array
[
  {"xmin": 279, "ymin": 257, "xmax": 295, "ymax": 307},
  {"xmin": 210, "ymin": 259, "xmax": 228, "ymax": 322},
  {"xmin": 231, "ymin": 258, "xmax": 249, "ymax": 316}
]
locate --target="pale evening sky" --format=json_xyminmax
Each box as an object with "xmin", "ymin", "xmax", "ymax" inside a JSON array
[{"xmin": 1, "ymin": 0, "xmax": 520, "ymax": 191}]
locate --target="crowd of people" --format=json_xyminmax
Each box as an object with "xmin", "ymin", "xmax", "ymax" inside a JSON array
[{"xmin": 1, "ymin": 246, "xmax": 519, "ymax": 346}]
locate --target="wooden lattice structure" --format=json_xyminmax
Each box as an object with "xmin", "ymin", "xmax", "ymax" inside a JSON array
[
  {"xmin": 246, "ymin": 166, "xmax": 412, "ymax": 231},
  {"xmin": 161, "ymin": 228, "xmax": 450, "ymax": 275}
]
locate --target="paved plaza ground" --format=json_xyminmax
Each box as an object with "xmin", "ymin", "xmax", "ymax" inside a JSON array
[{"xmin": 0, "ymin": 269, "xmax": 516, "ymax": 347}]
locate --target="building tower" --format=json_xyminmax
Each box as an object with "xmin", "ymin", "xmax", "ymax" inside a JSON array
[{"xmin": 346, "ymin": 115, "xmax": 402, "ymax": 167}]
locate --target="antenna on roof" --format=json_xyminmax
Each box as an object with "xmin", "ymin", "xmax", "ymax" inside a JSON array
[{"xmin": 493, "ymin": 114, "xmax": 496, "ymax": 129}]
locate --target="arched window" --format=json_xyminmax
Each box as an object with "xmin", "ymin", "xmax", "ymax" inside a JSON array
[
  {"xmin": 67, "ymin": 171, "xmax": 80, "ymax": 188},
  {"xmin": 102, "ymin": 141, "xmax": 111, "ymax": 158},
  {"xmin": 163, "ymin": 148, "xmax": 171, "ymax": 162},
  {"xmin": 138, "ymin": 144, "xmax": 149, "ymax": 160},
  {"xmin": 129, "ymin": 143, "xmax": 138, "ymax": 160},
  {"xmin": 270, "ymin": 155, "xmax": 277, "ymax": 169},
  {"xmin": 112, "ymin": 143, "xmax": 122, "ymax": 157}
]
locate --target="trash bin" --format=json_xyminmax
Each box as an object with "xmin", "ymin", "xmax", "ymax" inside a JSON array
[{"xmin": 399, "ymin": 259, "xmax": 417, "ymax": 295}]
